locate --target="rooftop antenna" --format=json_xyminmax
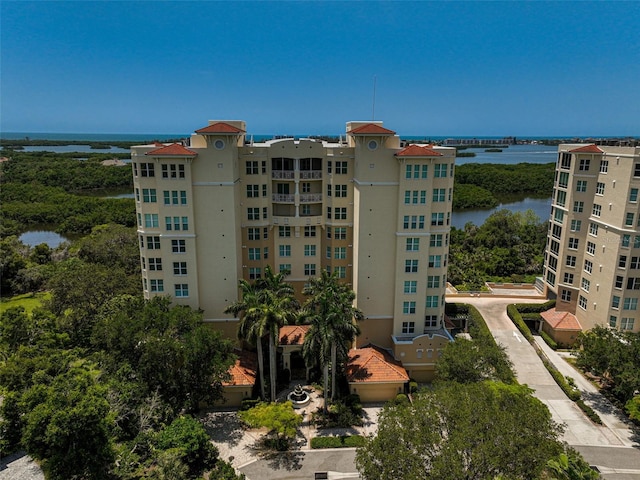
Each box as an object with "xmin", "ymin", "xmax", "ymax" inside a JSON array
[{"xmin": 371, "ymin": 75, "xmax": 377, "ymax": 120}]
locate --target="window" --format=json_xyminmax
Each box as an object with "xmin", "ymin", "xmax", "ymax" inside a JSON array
[
  {"xmin": 560, "ymin": 152, "xmax": 571, "ymax": 169},
  {"xmin": 146, "ymin": 236, "xmax": 160, "ymax": 249},
  {"xmin": 600, "ymin": 160, "xmax": 608, "ymax": 173},
  {"xmin": 401, "ymin": 322, "xmax": 415, "ymax": 334},
  {"xmin": 627, "ymin": 278, "xmax": 640, "ymax": 290},
  {"xmin": 142, "ymin": 189, "xmax": 157, "ymax": 203},
  {"xmin": 623, "ymin": 298, "xmax": 638, "ymax": 310},
  {"xmin": 432, "ymin": 189, "xmax": 446, "ymax": 202},
  {"xmin": 162, "ymin": 164, "xmax": 185, "ymax": 178},
  {"xmin": 430, "ymin": 234, "xmax": 443, "ymax": 247},
  {"xmin": 625, "ymin": 212, "xmax": 635, "ymax": 227},
  {"xmin": 581, "ymin": 278, "xmax": 590, "ymax": 292},
  {"xmin": 425, "ymin": 315, "xmax": 438, "ymax": 328},
  {"xmin": 148, "ymin": 258, "xmax": 162, "ymax": 271},
  {"xmin": 304, "ymin": 245, "xmax": 316, "ymax": 257},
  {"xmin": 589, "ymin": 223, "xmax": 599, "ymax": 236},
  {"xmin": 553, "ymin": 208, "xmax": 564, "ymax": 224},
  {"xmin": 172, "ymin": 240, "xmax": 186, "ymax": 253},
  {"xmin": 568, "ymin": 238, "xmax": 579, "ymax": 249},
  {"xmin": 247, "ymin": 208, "xmax": 260, "ymax": 220},
  {"xmin": 556, "ymin": 190, "xmax": 566, "ymax": 207},
  {"xmin": 334, "ymin": 266, "xmax": 346, "ymax": 278},
  {"xmin": 576, "ymin": 180, "xmax": 587, "ymax": 192},
  {"xmin": 578, "ymin": 159, "xmax": 590, "ymax": 171},
  {"xmin": 301, "ymin": 182, "xmax": 311, "ymax": 193},
  {"xmin": 431, "ymin": 213, "xmax": 444, "ymax": 226},
  {"xmin": 406, "ymin": 238, "xmax": 420, "ymax": 251},
  {"xmin": 173, "ymin": 262, "xmax": 187, "ymax": 275},
  {"xmin": 426, "ymin": 296, "xmax": 439, "ymax": 308},
  {"xmin": 427, "ymin": 276, "xmax": 440, "ymax": 288},
  {"xmin": 566, "ymin": 255, "xmax": 576, "ymax": 267},
  {"xmin": 571, "ymin": 219, "xmax": 582, "ymax": 232},
  {"xmin": 334, "ymin": 208, "xmax": 347, "ymax": 220},
  {"xmin": 563, "ymin": 273, "xmax": 574, "ymax": 284},
  {"xmin": 428, "ymin": 255, "xmax": 441, "ymax": 268},
  {"xmin": 334, "ymin": 247, "xmax": 347, "ymax": 259},
  {"xmin": 144, "ymin": 214, "xmax": 159, "ymax": 228},
  {"xmin": 247, "ymin": 185, "xmax": 259, "ymax": 197},
  {"xmin": 550, "ymin": 240, "xmax": 560, "ymax": 255},
  {"xmin": 584, "ymin": 259, "xmax": 593, "ymax": 274},
  {"xmin": 579, "ymin": 295, "xmax": 587, "ymax": 310},
  {"xmin": 621, "ymin": 318, "xmax": 635, "ymax": 330},
  {"xmin": 612, "ymin": 296, "xmax": 620, "ymax": 309},
  {"xmin": 558, "ymin": 172, "xmax": 569, "ymax": 188},
  {"xmin": 596, "ymin": 182, "xmax": 605, "ymax": 195},
  {"xmin": 561, "ymin": 290, "xmax": 572, "ymax": 302},
  {"xmin": 586, "ymin": 241, "xmax": 596, "ymax": 255},
  {"xmin": 635, "ymin": 236, "xmax": 640, "ymax": 248},
  {"xmin": 279, "ymin": 245, "xmax": 291, "ymax": 257},
  {"xmin": 434, "ymin": 164, "xmax": 447, "ymax": 177},
  {"xmin": 301, "ymin": 204, "xmax": 311, "ymax": 216},
  {"xmin": 573, "ymin": 201, "xmax": 584, "ymax": 213},
  {"xmin": 631, "ymin": 257, "xmax": 640, "ymax": 269},
  {"xmin": 592, "ymin": 204, "xmax": 602, "ymax": 217},
  {"xmin": 404, "ymin": 281, "xmax": 417, "ymax": 294},
  {"xmin": 248, "ymin": 248, "xmax": 261, "ymax": 260},
  {"xmin": 622, "ymin": 235, "xmax": 631, "ymax": 247},
  {"xmin": 335, "ymin": 161, "xmax": 347, "ymax": 174},
  {"xmin": 150, "ymin": 279, "xmax": 164, "ymax": 292},
  {"xmin": 262, "ymin": 207, "xmax": 268, "ymax": 219},
  {"xmin": 165, "ymin": 216, "xmax": 187, "ymax": 231},
  {"xmin": 335, "ymin": 185, "xmax": 347, "ymax": 197},
  {"xmin": 249, "ymin": 268, "xmax": 261, "ymax": 280},
  {"xmin": 246, "ymin": 161, "xmax": 259, "ymax": 174},
  {"xmin": 248, "ymin": 228, "xmax": 260, "ymax": 240},
  {"xmin": 403, "ymin": 302, "xmax": 416, "ymax": 314},
  {"xmin": 304, "ymin": 226, "xmax": 316, "ymax": 237},
  {"xmin": 140, "ymin": 163, "xmax": 154, "ymax": 177},
  {"xmin": 406, "ymin": 164, "xmax": 428, "ymax": 179},
  {"xmin": 279, "ymin": 226, "xmax": 291, "ymax": 237},
  {"xmin": 405, "ymin": 260, "xmax": 419, "ymax": 273},
  {"xmin": 548, "ymin": 256, "xmax": 558, "ymax": 272},
  {"xmin": 615, "ymin": 275, "xmax": 624, "ymax": 289},
  {"xmin": 635, "ymin": 163, "xmax": 640, "ymax": 177},
  {"xmin": 630, "ymin": 188, "xmax": 639, "ymax": 203},
  {"xmin": 403, "ymin": 215, "xmax": 425, "ymax": 229},
  {"xmin": 174, "ymin": 284, "xmax": 189, "ymax": 297},
  {"xmin": 262, "ymin": 184, "xmax": 267, "ymax": 197},
  {"xmin": 334, "ymin": 227, "xmax": 347, "ymax": 240},
  {"xmin": 620, "ymin": 255, "xmax": 627, "ymax": 268},
  {"xmin": 304, "ymin": 264, "xmax": 316, "ymax": 276},
  {"xmin": 609, "ymin": 316, "xmax": 617, "ymax": 328}
]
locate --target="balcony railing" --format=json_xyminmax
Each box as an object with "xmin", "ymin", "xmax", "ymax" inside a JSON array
[
  {"xmin": 300, "ymin": 193, "xmax": 322, "ymax": 203},
  {"xmin": 300, "ymin": 170, "xmax": 322, "ymax": 180},
  {"xmin": 272, "ymin": 171, "xmax": 295, "ymax": 179},
  {"xmin": 272, "ymin": 194, "xmax": 295, "ymax": 203}
]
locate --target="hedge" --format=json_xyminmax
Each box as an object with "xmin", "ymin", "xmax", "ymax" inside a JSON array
[
  {"xmin": 310, "ymin": 435, "xmax": 366, "ymax": 449},
  {"xmin": 540, "ymin": 330, "xmax": 558, "ymax": 350},
  {"xmin": 512, "ymin": 300, "xmax": 556, "ymax": 313},
  {"xmin": 506, "ymin": 305, "xmax": 535, "ymax": 343}
]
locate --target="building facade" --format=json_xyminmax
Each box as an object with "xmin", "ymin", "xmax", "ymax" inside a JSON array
[
  {"xmin": 543, "ymin": 144, "xmax": 640, "ymax": 334},
  {"xmin": 131, "ymin": 120, "xmax": 455, "ymax": 380}
]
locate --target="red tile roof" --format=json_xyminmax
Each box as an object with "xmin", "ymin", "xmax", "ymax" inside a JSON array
[
  {"xmin": 541, "ymin": 308, "xmax": 582, "ymax": 331},
  {"xmin": 348, "ymin": 123, "xmax": 396, "ymax": 135},
  {"xmin": 346, "ymin": 345, "xmax": 409, "ymax": 383},
  {"xmin": 223, "ymin": 349, "xmax": 257, "ymax": 386},
  {"xmin": 145, "ymin": 143, "xmax": 197, "ymax": 156},
  {"xmin": 395, "ymin": 144, "xmax": 443, "ymax": 157},
  {"xmin": 279, "ymin": 325, "xmax": 309, "ymax": 346},
  {"xmin": 569, "ymin": 144, "xmax": 603, "ymax": 154},
  {"xmin": 195, "ymin": 122, "xmax": 245, "ymax": 134}
]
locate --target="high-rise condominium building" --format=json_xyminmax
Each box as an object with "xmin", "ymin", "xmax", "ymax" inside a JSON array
[
  {"xmin": 131, "ymin": 120, "xmax": 455, "ymax": 381},
  {"xmin": 543, "ymin": 144, "xmax": 640, "ymax": 335}
]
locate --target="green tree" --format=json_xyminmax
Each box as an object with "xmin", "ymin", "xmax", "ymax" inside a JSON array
[
  {"xmin": 355, "ymin": 381, "xmax": 563, "ymax": 479},
  {"xmin": 302, "ymin": 270, "xmax": 362, "ymax": 406},
  {"xmin": 546, "ymin": 447, "xmax": 602, "ymax": 479},
  {"xmin": 238, "ymin": 401, "xmax": 302, "ymax": 451}
]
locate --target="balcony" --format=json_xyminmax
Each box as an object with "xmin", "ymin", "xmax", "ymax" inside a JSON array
[
  {"xmin": 272, "ymin": 194, "xmax": 295, "ymax": 203},
  {"xmin": 300, "ymin": 170, "xmax": 322, "ymax": 180},
  {"xmin": 272, "ymin": 170, "xmax": 294, "ymax": 179},
  {"xmin": 300, "ymin": 193, "xmax": 322, "ymax": 203}
]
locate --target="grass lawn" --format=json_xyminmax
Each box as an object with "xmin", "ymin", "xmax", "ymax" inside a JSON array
[{"xmin": 0, "ymin": 292, "xmax": 50, "ymax": 315}]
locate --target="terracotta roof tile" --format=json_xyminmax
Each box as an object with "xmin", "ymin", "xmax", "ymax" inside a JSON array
[
  {"xmin": 145, "ymin": 143, "xmax": 197, "ymax": 156},
  {"xmin": 541, "ymin": 308, "xmax": 582, "ymax": 331},
  {"xmin": 279, "ymin": 325, "xmax": 309, "ymax": 346},
  {"xmin": 395, "ymin": 144, "xmax": 443, "ymax": 157},
  {"xmin": 195, "ymin": 122, "xmax": 245, "ymax": 134},
  {"xmin": 348, "ymin": 123, "xmax": 396, "ymax": 135},
  {"xmin": 346, "ymin": 345, "xmax": 409, "ymax": 383},
  {"xmin": 569, "ymin": 144, "xmax": 603, "ymax": 154},
  {"xmin": 223, "ymin": 349, "xmax": 257, "ymax": 386}
]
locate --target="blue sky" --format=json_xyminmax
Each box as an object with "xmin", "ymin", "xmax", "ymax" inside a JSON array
[{"xmin": 2, "ymin": 1, "xmax": 639, "ymax": 136}]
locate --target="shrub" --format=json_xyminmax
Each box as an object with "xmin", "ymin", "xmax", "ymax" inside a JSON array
[
  {"xmin": 506, "ymin": 305, "xmax": 534, "ymax": 343},
  {"xmin": 514, "ymin": 300, "xmax": 556, "ymax": 314},
  {"xmin": 240, "ymin": 398, "xmax": 260, "ymax": 411},
  {"xmin": 625, "ymin": 396, "xmax": 640, "ymax": 423},
  {"xmin": 393, "ymin": 394, "xmax": 409, "ymax": 405},
  {"xmin": 540, "ymin": 331, "xmax": 558, "ymax": 350},
  {"xmin": 311, "ymin": 435, "xmax": 366, "ymax": 449},
  {"xmin": 576, "ymin": 399, "xmax": 603, "ymax": 425},
  {"xmin": 409, "ymin": 381, "xmax": 418, "ymax": 394}
]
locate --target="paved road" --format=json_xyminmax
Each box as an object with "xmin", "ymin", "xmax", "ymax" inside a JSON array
[{"xmin": 461, "ymin": 297, "xmax": 640, "ymax": 479}]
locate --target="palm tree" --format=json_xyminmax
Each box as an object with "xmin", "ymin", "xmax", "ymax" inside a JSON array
[
  {"xmin": 225, "ymin": 267, "xmax": 298, "ymax": 401},
  {"xmin": 302, "ymin": 270, "xmax": 362, "ymax": 408}
]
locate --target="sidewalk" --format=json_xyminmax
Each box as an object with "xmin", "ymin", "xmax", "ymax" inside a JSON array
[{"xmin": 533, "ymin": 336, "xmax": 639, "ymax": 448}]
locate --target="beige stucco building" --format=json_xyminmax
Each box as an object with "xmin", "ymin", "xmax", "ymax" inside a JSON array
[
  {"xmin": 131, "ymin": 120, "xmax": 454, "ymax": 381},
  {"xmin": 543, "ymin": 144, "xmax": 640, "ymax": 336}
]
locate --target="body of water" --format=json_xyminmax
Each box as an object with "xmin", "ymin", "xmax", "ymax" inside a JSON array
[
  {"xmin": 20, "ymin": 145, "xmax": 131, "ymax": 153},
  {"xmin": 19, "ymin": 230, "xmax": 69, "ymax": 248},
  {"xmin": 454, "ymin": 144, "xmax": 558, "ymax": 165},
  {"xmin": 452, "ymin": 196, "xmax": 552, "ymax": 229}
]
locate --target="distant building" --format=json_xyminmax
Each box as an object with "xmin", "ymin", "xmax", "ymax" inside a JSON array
[
  {"xmin": 131, "ymin": 119, "xmax": 455, "ymax": 381},
  {"xmin": 543, "ymin": 144, "xmax": 640, "ymax": 341}
]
